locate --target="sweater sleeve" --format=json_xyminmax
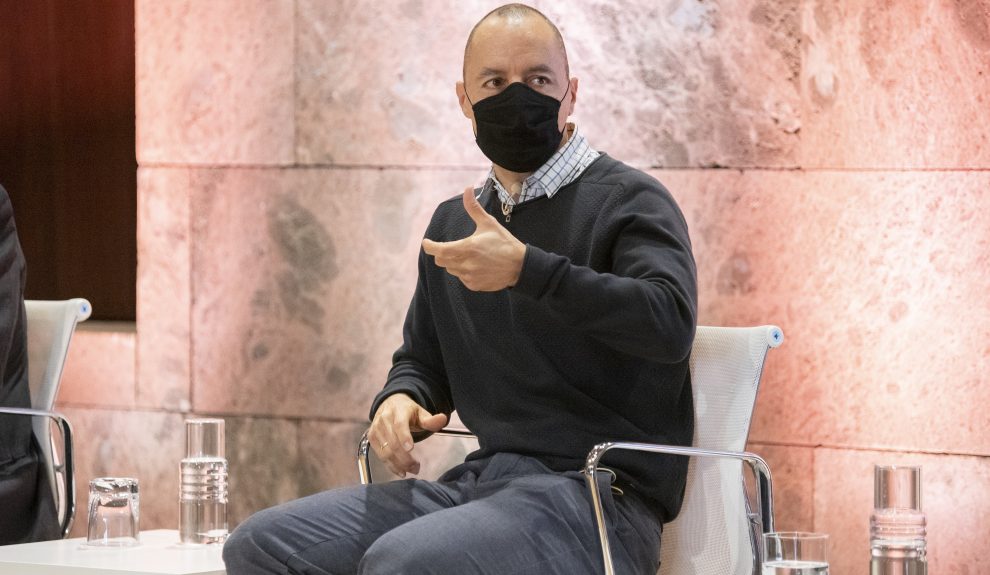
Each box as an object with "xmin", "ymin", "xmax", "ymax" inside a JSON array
[
  {"xmin": 512, "ymin": 181, "xmax": 697, "ymax": 363},
  {"xmin": 368, "ymin": 246, "xmax": 454, "ymax": 425}
]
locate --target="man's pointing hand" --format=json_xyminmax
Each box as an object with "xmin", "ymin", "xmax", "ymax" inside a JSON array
[{"xmin": 422, "ymin": 187, "xmax": 526, "ymax": 292}]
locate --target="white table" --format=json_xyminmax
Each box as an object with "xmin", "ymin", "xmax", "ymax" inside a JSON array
[{"xmin": 0, "ymin": 530, "xmax": 225, "ymax": 575}]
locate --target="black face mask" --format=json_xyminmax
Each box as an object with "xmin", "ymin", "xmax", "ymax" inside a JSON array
[{"xmin": 468, "ymin": 82, "xmax": 568, "ymax": 173}]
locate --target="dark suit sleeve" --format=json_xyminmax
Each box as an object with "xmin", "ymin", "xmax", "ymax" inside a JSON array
[
  {"xmin": 0, "ymin": 184, "xmax": 33, "ymax": 465},
  {"xmin": 0, "ymin": 185, "xmax": 60, "ymax": 544}
]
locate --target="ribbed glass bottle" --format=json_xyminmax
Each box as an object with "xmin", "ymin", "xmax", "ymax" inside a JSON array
[
  {"xmin": 870, "ymin": 465, "xmax": 926, "ymax": 575},
  {"xmin": 179, "ymin": 419, "xmax": 228, "ymax": 544}
]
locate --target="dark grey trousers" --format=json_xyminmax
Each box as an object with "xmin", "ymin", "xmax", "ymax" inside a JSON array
[{"xmin": 223, "ymin": 452, "xmax": 661, "ymax": 575}]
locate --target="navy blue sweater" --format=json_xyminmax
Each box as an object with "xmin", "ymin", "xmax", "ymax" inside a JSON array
[{"xmin": 371, "ymin": 155, "xmax": 697, "ymax": 521}]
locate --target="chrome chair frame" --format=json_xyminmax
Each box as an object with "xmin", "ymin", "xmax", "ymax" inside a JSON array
[{"xmin": 582, "ymin": 442, "xmax": 774, "ymax": 575}]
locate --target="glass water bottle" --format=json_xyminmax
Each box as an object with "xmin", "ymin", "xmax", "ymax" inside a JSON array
[
  {"xmin": 870, "ymin": 465, "xmax": 927, "ymax": 575},
  {"xmin": 179, "ymin": 418, "xmax": 229, "ymax": 544}
]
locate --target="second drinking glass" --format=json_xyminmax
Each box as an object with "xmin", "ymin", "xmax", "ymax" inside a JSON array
[{"xmin": 762, "ymin": 531, "xmax": 829, "ymax": 575}]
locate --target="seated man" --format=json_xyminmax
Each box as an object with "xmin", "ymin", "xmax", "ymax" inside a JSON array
[
  {"xmin": 224, "ymin": 4, "xmax": 697, "ymax": 574},
  {"xmin": 0, "ymin": 184, "xmax": 59, "ymax": 543}
]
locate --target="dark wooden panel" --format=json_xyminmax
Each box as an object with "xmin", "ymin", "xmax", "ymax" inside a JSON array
[{"xmin": 0, "ymin": 0, "xmax": 136, "ymax": 321}]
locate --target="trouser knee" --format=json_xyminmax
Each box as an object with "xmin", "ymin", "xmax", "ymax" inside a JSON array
[
  {"xmin": 222, "ymin": 510, "xmax": 284, "ymax": 575},
  {"xmin": 358, "ymin": 531, "xmax": 454, "ymax": 575}
]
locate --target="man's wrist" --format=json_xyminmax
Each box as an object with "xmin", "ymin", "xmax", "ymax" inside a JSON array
[{"xmin": 509, "ymin": 242, "xmax": 527, "ymax": 286}]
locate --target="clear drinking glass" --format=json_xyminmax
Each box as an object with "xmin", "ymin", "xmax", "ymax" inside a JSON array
[
  {"xmin": 86, "ymin": 477, "xmax": 140, "ymax": 547},
  {"xmin": 762, "ymin": 532, "xmax": 829, "ymax": 575}
]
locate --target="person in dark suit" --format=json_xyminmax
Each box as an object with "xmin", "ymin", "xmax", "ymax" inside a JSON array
[{"xmin": 0, "ymin": 183, "xmax": 59, "ymax": 544}]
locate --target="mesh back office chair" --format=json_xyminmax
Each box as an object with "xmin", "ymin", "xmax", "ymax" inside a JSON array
[
  {"xmin": 0, "ymin": 298, "xmax": 91, "ymax": 538},
  {"xmin": 358, "ymin": 325, "xmax": 783, "ymax": 575}
]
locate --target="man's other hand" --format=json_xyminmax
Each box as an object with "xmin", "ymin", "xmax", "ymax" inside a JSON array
[
  {"xmin": 422, "ymin": 188, "xmax": 526, "ymax": 292},
  {"xmin": 369, "ymin": 394, "xmax": 448, "ymax": 478}
]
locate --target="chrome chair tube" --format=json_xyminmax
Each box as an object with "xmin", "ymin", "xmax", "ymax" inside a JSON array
[
  {"xmin": 746, "ymin": 458, "xmax": 775, "ymax": 532},
  {"xmin": 357, "ymin": 427, "xmax": 477, "ymax": 486},
  {"xmin": 57, "ymin": 414, "xmax": 75, "ymax": 537},
  {"xmin": 357, "ymin": 431, "xmax": 372, "ymax": 485},
  {"xmin": 583, "ymin": 441, "xmax": 775, "ymax": 575},
  {"xmin": 583, "ymin": 443, "xmax": 618, "ymax": 575}
]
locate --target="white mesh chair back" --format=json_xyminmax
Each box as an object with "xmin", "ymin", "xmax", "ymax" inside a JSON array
[
  {"xmin": 24, "ymin": 299, "xmax": 91, "ymax": 495},
  {"xmin": 658, "ymin": 325, "xmax": 783, "ymax": 575}
]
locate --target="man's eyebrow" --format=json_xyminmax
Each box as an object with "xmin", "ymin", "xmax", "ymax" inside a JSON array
[
  {"xmin": 477, "ymin": 67, "xmax": 504, "ymax": 78},
  {"xmin": 476, "ymin": 64, "xmax": 557, "ymax": 79},
  {"xmin": 524, "ymin": 64, "xmax": 556, "ymax": 76}
]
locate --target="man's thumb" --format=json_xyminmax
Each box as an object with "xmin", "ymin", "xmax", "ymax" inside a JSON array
[
  {"xmin": 418, "ymin": 410, "xmax": 448, "ymax": 432},
  {"xmin": 462, "ymin": 187, "xmax": 494, "ymax": 227}
]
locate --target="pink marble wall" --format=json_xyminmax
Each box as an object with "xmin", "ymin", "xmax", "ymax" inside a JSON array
[{"xmin": 51, "ymin": 0, "xmax": 989, "ymax": 569}]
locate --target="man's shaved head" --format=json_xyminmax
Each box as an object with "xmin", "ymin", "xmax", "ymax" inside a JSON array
[
  {"xmin": 463, "ymin": 3, "xmax": 569, "ymax": 79},
  {"xmin": 456, "ymin": 2, "xmax": 578, "ymax": 149}
]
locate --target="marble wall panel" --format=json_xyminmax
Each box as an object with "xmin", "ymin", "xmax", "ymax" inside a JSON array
[
  {"xmin": 137, "ymin": 168, "xmax": 192, "ymax": 412},
  {"xmin": 58, "ymin": 326, "xmax": 136, "ymax": 409},
  {"xmin": 799, "ymin": 0, "xmax": 990, "ymax": 168},
  {"xmin": 294, "ymin": 420, "xmax": 370, "ymax": 498},
  {"xmin": 746, "ymin": 442, "xmax": 814, "ymax": 532},
  {"xmin": 294, "ymin": 0, "xmax": 503, "ymax": 167},
  {"xmin": 226, "ymin": 419, "xmax": 379, "ymax": 528},
  {"xmin": 225, "ymin": 416, "xmax": 302, "ymax": 528},
  {"xmin": 59, "ymin": 407, "xmax": 185, "ymax": 538},
  {"xmin": 189, "ymin": 167, "xmax": 482, "ymax": 420},
  {"xmin": 543, "ymin": 0, "xmax": 801, "ymax": 168},
  {"xmin": 653, "ymin": 169, "xmax": 990, "ymax": 455},
  {"xmin": 295, "ymin": 0, "xmax": 801, "ymax": 169},
  {"xmin": 814, "ymin": 448, "xmax": 990, "ymax": 574},
  {"xmin": 136, "ymin": 0, "xmax": 295, "ymax": 165}
]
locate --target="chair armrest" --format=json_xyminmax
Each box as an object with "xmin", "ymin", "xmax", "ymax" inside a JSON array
[
  {"xmin": 0, "ymin": 407, "xmax": 76, "ymax": 538},
  {"xmin": 357, "ymin": 428, "xmax": 476, "ymax": 485},
  {"xmin": 583, "ymin": 441, "xmax": 774, "ymax": 575}
]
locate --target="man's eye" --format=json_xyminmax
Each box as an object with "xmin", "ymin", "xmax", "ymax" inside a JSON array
[
  {"xmin": 531, "ymin": 77, "xmax": 549, "ymax": 86},
  {"xmin": 483, "ymin": 78, "xmax": 504, "ymax": 89}
]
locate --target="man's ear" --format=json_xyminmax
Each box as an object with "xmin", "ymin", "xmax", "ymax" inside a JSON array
[
  {"xmin": 456, "ymin": 81, "xmax": 474, "ymax": 120},
  {"xmin": 564, "ymin": 77, "xmax": 578, "ymax": 117}
]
